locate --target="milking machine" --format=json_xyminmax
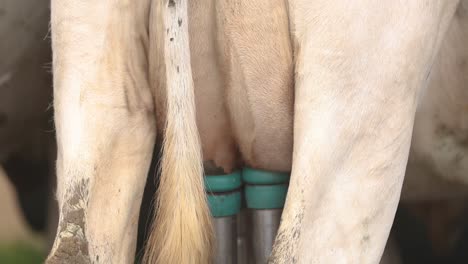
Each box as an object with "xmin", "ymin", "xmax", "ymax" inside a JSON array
[
  {"xmin": 243, "ymin": 168, "xmax": 289, "ymax": 263},
  {"xmin": 205, "ymin": 171, "xmax": 242, "ymax": 264}
]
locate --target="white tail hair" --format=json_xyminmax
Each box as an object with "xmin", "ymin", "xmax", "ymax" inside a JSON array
[{"xmin": 144, "ymin": 0, "xmax": 214, "ymax": 263}]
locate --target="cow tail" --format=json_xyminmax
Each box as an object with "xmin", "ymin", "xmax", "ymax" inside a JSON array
[{"xmin": 143, "ymin": 0, "xmax": 214, "ymax": 263}]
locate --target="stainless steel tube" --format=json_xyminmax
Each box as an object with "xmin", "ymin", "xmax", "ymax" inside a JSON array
[
  {"xmin": 251, "ymin": 209, "xmax": 282, "ymax": 264},
  {"xmin": 214, "ymin": 216, "xmax": 238, "ymax": 264}
]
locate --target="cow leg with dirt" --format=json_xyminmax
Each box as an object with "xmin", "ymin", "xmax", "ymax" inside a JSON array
[
  {"xmin": 270, "ymin": 1, "xmax": 460, "ymax": 263},
  {"xmin": 46, "ymin": 1, "xmax": 156, "ymax": 263}
]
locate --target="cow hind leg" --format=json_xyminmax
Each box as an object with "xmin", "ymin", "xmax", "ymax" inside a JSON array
[
  {"xmin": 270, "ymin": 1, "xmax": 460, "ymax": 263},
  {"xmin": 46, "ymin": 1, "xmax": 155, "ymax": 263}
]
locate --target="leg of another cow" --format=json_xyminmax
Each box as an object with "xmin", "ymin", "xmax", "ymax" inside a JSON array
[
  {"xmin": 47, "ymin": 1, "xmax": 155, "ymax": 263},
  {"xmin": 270, "ymin": 1, "xmax": 459, "ymax": 263}
]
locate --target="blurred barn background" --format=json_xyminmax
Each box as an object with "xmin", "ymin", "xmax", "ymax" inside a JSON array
[{"xmin": 1, "ymin": 0, "xmax": 468, "ymax": 263}]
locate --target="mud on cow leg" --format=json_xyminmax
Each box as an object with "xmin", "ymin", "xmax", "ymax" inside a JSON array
[
  {"xmin": 47, "ymin": 180, "xmax": 90, "ymax": 264},
  {"xmin": 47, "ymin": 0, "xmax": 155, "ymax": 263}
]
